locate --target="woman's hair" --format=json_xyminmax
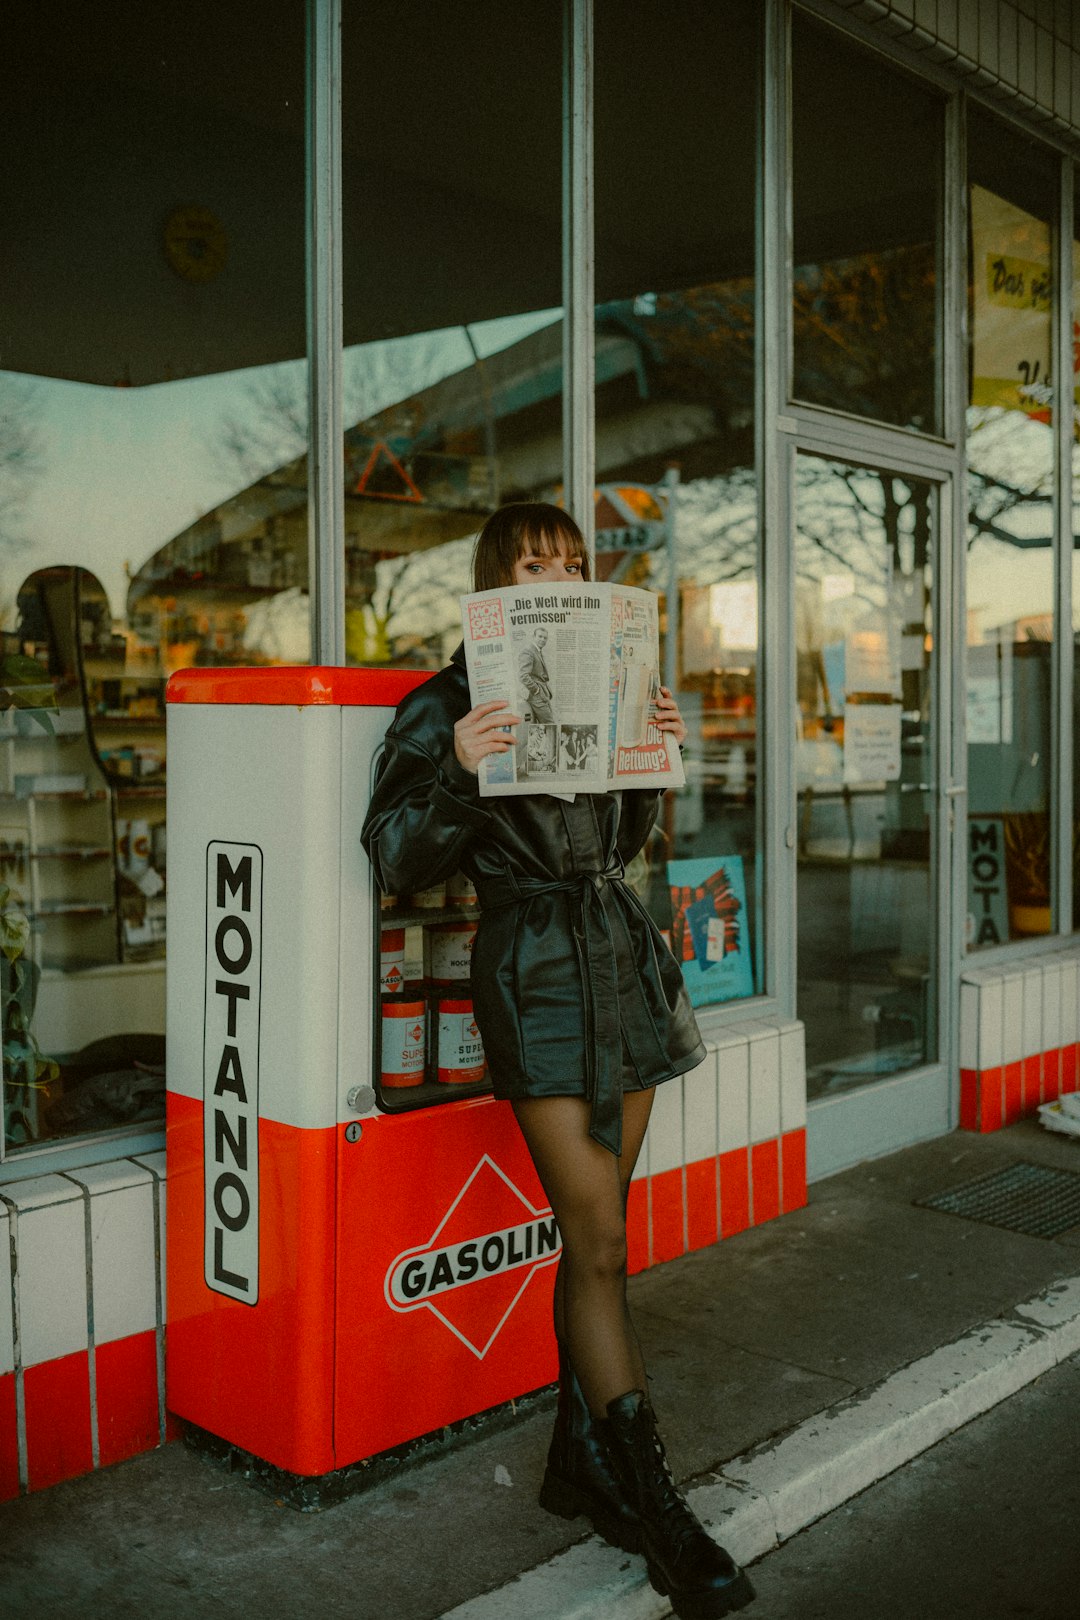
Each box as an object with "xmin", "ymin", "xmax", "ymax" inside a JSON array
[{"xmin": 471, "ymin": 502, "xmax": 590, "ymax": 591}]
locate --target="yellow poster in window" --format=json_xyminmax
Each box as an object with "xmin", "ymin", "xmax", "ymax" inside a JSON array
[{"xmin": 970, "ymin": 185, "xmax": 1052, "ymax": 420}]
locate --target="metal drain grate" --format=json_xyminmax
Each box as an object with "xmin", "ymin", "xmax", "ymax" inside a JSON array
[{"xmin": 915, "ymin": 1160, "xmax": 1080, "ymax": 1239}]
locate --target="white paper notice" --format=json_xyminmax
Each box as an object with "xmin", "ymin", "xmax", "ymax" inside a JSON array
[
  {"xmin": 845, "ymin": 627, "xmax": 902, "ymax": 698},
  {"xmin": 843, "ymin": 705, "xmax": 902, "ymax": 784}
]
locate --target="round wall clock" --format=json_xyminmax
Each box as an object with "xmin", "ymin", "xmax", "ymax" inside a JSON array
[{"xmin": 162, "ymin": 205, "xmax": 228, "ymax": 284}]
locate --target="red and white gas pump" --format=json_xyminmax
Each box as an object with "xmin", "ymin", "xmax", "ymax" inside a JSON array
[{"xmin": 165, "ymin": 667, "xmax": 559, "ymax": 1476}]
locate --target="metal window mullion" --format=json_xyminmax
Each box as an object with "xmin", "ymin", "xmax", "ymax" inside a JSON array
[
  {"xmin": 562, "ymin": 0, "xmax": 595, "ymax": 554},
  {"xmin": 759, "ymin": 0, "xmax": 794, "ymax": 1012},
  {"xmin": 1054, "ymin": 158, "xmax": 1074, "ymax": 938},
  {"xmin": 305, "ymin": 0, "xmax": 345, "ymax": 666},
  {"xmin": 943, "ymin": 93, "xmax": 969, "ymax": 1125}
]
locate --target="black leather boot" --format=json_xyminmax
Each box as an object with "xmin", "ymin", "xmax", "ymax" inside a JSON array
[
  {"xmin": 538, "ymin": 1346, "xmax": 642, "ymax": 1552},
  {"xmin": 600, "ymin": 1390, "xmax": 754, "ymax": 1619}
]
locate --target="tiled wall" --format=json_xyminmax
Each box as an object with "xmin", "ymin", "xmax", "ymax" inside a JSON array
[
  {"xmin": 0, "ymin": 1020, "xmax": 807, "ymax": 1499},
  {"xmin": 836, "ymin": 0, "xmax": 1080, "ymax": 140},
  {"xmin": 959, "ymin": 950, "xmax": 1080, "ymax": 1131},
  {"xmin": 0, "ymin": 1153, "xmax": 169, "ymax": 1500},
  {"xmin": 627, "ymin": 1019, "xmax": 808, "ymax": 1275}
]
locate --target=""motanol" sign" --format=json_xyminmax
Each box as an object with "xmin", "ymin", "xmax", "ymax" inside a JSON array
[{"xmin": 203, "ymin": 841, "xmax": 263, "ymax": 1304}]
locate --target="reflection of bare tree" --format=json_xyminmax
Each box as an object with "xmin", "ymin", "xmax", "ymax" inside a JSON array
[
  {"xmin": 213, "ymin": 363, "xmax": 370, "ymax": 485},
  {"xmin": 212, "ymin": 335, "xmax": 453, "ymax": 485},
  {"xmin": 966, "ymin": 407, "xmax": 1052, "ymax": 548},
  {"xmin": 366, "ymin": 538, "xmax": 473, "ymax": 663},
  {"xmin": 0, "ymin": 377, "xmax": 45, "ymax": 554}
]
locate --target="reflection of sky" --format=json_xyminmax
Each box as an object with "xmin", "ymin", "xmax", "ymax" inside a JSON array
[{"xmin": 2, "ymin": 309, "xmax": 558, "ymax": 625}]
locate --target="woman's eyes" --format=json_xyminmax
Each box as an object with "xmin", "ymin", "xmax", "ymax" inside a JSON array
[{"xmin": 525, "ymin": 560, "xmax": 581, "ymax": 575}]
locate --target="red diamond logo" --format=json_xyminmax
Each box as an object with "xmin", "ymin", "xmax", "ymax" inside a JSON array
[{"xmin": 384, "ymin": 1155, "xmax": 561, "ymax": 1358}]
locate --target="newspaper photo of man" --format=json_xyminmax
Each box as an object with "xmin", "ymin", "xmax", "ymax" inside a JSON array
[
  {"xmin": 525, "ymin": 722, "xmax": 558, "ymax": 776},
  {"xmin": 559, "ymin": 724, "xmax": 598, "ymax": 773},
  {"xmin": 518, "ymin": 625, "xmax": 555, "ymax": 724}
]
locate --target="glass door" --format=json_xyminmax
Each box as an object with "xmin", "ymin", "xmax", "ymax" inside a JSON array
[{"xmin": 795, "ymin": 454, "xmax": 950, "ymax": 1163}]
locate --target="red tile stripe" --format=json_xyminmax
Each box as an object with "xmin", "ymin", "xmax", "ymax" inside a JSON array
[{"xmin": 960, "ymin": 1051, "xmax": 1080, "ymax": 1131}]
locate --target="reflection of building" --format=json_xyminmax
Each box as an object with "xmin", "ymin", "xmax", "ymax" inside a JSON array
[{"xmin": 7, "ymin": 0, "xmax": 1080, "ymax": 1505}]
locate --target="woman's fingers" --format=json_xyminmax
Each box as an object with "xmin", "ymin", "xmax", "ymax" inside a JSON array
[
  {"xmin": 454, "ymin": 701, "xmax": 521, "ymax": 773},
  {"xmin": 654, "ymin": 686, "xmax": 688, "ymax": 747}
]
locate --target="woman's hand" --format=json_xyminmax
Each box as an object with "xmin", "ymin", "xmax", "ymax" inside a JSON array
[
  {"xmin": 654, "ymin": 686, "xmax": 687, "ymax": 749},
  {"xmin": 454, "ymin": 700, "xmax": 521, "ymax": 774}
]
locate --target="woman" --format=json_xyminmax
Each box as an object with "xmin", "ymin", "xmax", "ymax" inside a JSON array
[{"xmin": 361, "ymin": 503, "xmax": 754, "ymax": 1620}]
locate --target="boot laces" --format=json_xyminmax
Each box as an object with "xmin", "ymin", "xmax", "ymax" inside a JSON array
[{"xmin": 646, "ymin": 1426, "xmax": 702, "ymax": 1547}]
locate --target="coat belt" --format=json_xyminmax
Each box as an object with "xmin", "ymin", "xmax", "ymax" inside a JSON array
[{"xmin": 475, "ymin": 862, "xmax": 627, "ymax": 1156}]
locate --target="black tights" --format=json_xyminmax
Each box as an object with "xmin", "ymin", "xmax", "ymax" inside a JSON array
[{"xmin": 512, "ymin": 1088, "xmax": 654, "ymax": 1419}]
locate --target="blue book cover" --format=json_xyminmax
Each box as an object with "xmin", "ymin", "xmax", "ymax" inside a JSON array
[{"xmin": 667, "ymin": 855, "xmax": 754, "ymax": 1006}]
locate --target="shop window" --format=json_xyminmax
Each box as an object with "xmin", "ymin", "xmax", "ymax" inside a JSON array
[
  {"xmin": 794, "ymin": 458, "xmax": 936, "ymax": 1100},
  {"xmin": 2, "ymin": 5, "xmax": 307, "ymax": 1157},
  {"xmin": 341, "ymin": 1, "xmax": 563, "ymax": 1106},
  {"xmin": 965, "ymin": 108, "xmax": 1058, "ymax": 952},
  {"xmin": 791, "ymin": 13, "xmax": 943, "ymax": 435},
  {"xmin": 592, "ymin": 0, "xmax": 760, "ymax": 1005}
]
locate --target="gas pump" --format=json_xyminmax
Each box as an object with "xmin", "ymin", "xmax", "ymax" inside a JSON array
[{"xmin": 166, "ymin": 667, "xmax": 559, "ymax": 1476}]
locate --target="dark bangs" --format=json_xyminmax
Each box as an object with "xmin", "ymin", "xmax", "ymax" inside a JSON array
[{"xmin": 472, "ymin": 502, "xmax": 590, "ymax": 591}]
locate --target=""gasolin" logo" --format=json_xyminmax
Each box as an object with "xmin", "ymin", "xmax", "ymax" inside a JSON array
[{"xmin": 384, "ymin": 1155, "xmax": 562, "ymax": 1358}]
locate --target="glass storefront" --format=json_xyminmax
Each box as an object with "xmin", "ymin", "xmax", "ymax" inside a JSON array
[
  {"xmin": 965, "ymin": 107, "xmax": 1058, "ymax": 950},
  {"xmin": 5, "ymin": 2, "xmax": 1080, "ymax": 1173}
]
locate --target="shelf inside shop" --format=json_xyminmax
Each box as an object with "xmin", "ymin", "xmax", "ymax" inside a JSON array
[
  {"xmin": 1, "ymin": 789, "xmax": 109, "ymax": 802},
  {"xmin": 31, "ymin": 902, "xmax": 114, "ymax": 918},
  {"xmin": 92, "ymin": 714, "xmax": 165, "ymax": 727},
  {"xmin": 30, "ymin": 845, "xmax": 112, "ymax": 860},
  {"xmin": 380, "ymin": 904, "xmax": 478, "ymax": 927}
]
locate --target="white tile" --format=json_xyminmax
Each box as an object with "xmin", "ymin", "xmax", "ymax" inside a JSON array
[
  {"xmin": 69, "ymin": 1160, "xmax": 154, "ymax": 1197},
  {"xmin": 630, "ymin": 1127, "xmax": 649, "ymax": 1184},
  {"xmin": 0, "ymin": 1206, "xmax": 13, "ymax": 1376},
  {"xmin": 978, "ymin": 978, "xmax": 1004, "ymax": 1068},
  {"xmin": 12, "ymin": 1194, "xmax": 87, "ymax": 1367},
  {"xmin": 1002, "ymin": 973, "xmax": 1024, "ymax": 1066},
  {"xmin": 1, "ymin": 1173, "xmax": 83, "ymax": 1214},
  {"xmin": 682, "ymin": 1051, "xmax": 718, "ymax": 1164},
  {"xmin": 1043, "ymin": 962, "xmax": 1063, "ymax": 1050},
  {"xmin": 779, "ymin": 1024, "xmax": 807, "ymax": 1133},
  {"xmin": 1058, "ymin": 959, "xmax": 1079, "ymax": 1043},
  {"xmin": 960, "ymin": 980, "xmax": 979, "ymax": 1070},
  {"xmin": 748, "ymin": 1028, "xmax": 781, "ymax": 1144},
  {"xmin": 1022, "ymin": 967, "xmax": 1044, "ymax": 1061},
  {"xmin": 66, "ymin": 1176, "xmax": 157, "ymax": 1346},
  {"xmin": 646, "ymin": 1074, "xmax": 684, "ymax": 1176},
  {"xmin": 717, "ymin": 1037, "xmax": 750, "ymax": 1153}
]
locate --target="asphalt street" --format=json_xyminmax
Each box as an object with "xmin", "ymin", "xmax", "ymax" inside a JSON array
[{"xmin": 744, "ymin": 1351, "xmax": 1080, "ymax": 1620}]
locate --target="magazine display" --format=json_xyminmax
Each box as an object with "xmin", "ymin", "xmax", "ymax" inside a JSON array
[{"xmin": 459, "ymin": 582, "xmax": 685, "ymax": 797}]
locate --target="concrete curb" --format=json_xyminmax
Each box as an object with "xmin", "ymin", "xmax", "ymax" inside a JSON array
[{"xmin": 443, "ymin": 1273, "xmax": 1080, "ymax": 1620}]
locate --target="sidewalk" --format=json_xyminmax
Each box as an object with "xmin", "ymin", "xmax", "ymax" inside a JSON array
[{"xmin": 5, "ymin": 1119, "xmax": 1080, "ymax": 1620}]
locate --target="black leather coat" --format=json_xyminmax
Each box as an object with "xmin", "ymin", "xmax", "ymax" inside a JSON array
[{"xmin": 360, "ymin": 647, "xmax": 705, "ymax": 1154}]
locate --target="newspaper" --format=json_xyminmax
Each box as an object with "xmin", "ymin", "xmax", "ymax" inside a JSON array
[{"xmin": 460, "ymin": 582, "xmax": 685, "ymax": 797}]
